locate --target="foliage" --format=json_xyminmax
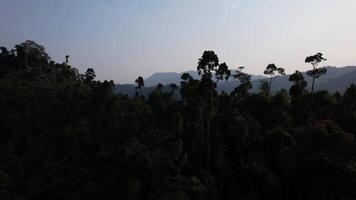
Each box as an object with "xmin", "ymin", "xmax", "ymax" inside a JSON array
[
  {"xmin": 264, "ymin": 64, "xmax": 286, "ymax": 90},
  {"xmin": 1, "ymin": 42, "xmax": 356, "ymax": 200}
]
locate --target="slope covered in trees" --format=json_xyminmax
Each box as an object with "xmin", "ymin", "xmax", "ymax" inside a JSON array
[{"xmin": 1, "ymin": 41, "xmax": 356, "ymax": 200}]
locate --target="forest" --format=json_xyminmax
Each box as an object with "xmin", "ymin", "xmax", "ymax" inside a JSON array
[{"xmin": 1, "ymin": 40, "xmax": 356, "ymax": 200}]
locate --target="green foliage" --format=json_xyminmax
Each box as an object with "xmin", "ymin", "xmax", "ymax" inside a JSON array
[{"xmin": 1, "ymin": 42, "xmax": 356, "ymax": 200}]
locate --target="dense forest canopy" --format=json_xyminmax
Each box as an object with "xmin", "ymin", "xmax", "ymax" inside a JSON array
[{"xmin": 1, "ymin": 41, "xmax": 356, "ymax": 200}]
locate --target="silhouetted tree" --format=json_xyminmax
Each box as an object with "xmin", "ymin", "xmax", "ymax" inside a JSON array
[
  {"xmin": 135, "ymin": 76, "xmax": 144, "ymax": 96},
  {"xmin": 197, "ymin": 51, "xmax": 219, "ymax": 172},
  {"xmin": 135, "ymin": 76, "xmax": 144, "ymax": 89},
  {"xmin": 264, "ymin": 63, "xmax": 285, "ymax": 91},
  {"xmin": 289, "ymin": 70, "xmax": 307, "ymax": 97},
  {"xmin": 231, "ymin": 66, "xmax": 252, "ymax": 98},
  {"xmin": 84, "ymin": 68, "xmax": 96, "ymax": 82},
  {"xmin": 289, "ymin": 70, "xmax": 308, "ymax": 124},
  {"xmin": 215, "ymin": 62, "xmax": 231, "ymax": 83},
  {"xmin": 305, "ymin": 53, "xmax": 327, "ymax": 111}
]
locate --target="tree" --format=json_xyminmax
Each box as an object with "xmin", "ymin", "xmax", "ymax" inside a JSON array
[
  {"xmin": 259, "ymin": 81, "xmax": 270, "ymax": 97},
  {"xmin": 305, "ymin": 53, "xmax": 327, "ymax": 111},
  {"xmin": 84, "ymin": 68, "xmax": 96, "ymax": 82},
  {"xmin": 264, "ymin": 64, "xmax": 285, "ymax": 91},
  {"xmin": 180, "ymin": 72, "xmax": 202, "ymax": 106},
  {"xmin": 289, "ymin": 70, "xmax": 307, "ymax": 97},
  {"xmin": 135, "ymin": 76, "xmax": 144, "ymax": 96},
  {"xmin": 231, "ymin": 67, "xmax": 252, "ymax": 98},
  {"xmin": 289, "ymin": 70, "xmax": 308, "ymax": 124},
  {"xmin": 0, "ymin": 47, "xmax": 11, "ymax": 76},
  {"xmin": 215, "ymin": 62, "xmax": 231, "ymax": 83},
  {"xmin": 135, "ymin": 76, "xmax": 144, "ymax": 89},
  {"xmin": 3, "ymin": 41, "xmax": 356, "ymax": 200},
  {"xmin": 197, "ymin": 51, "xmax": 219, "ymax": 172},
  {"xmin": 197, "ymin": 51, "xmax": 231, "ymax": 172},
  {"xmin": 197, "ymin": 51, "xmax": 219, "ymax": 82},
  {"xmin": 15, "ymin": 40, "xmax": 50, "ymax": 68},
  {"xmin": 337, "ymin": 84, "xmax": 356, "ymax": 133}
]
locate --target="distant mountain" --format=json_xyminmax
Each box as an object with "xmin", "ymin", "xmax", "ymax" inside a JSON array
[
  {"xmin": 144, "ymin": 72, "xmax": 181, "ymax": 86},
  {"xmin": 252, "ymin": 66, "xmax": 356, "ymax": 93},
  {"xmin": 115, "ymin": 83, "xmax": 180, "ymax": 98},
  {"xmin": 318, "ymin": 69, "xmax": 356, "ymax": 92},
  {"xmin": 144, "ymin": 70, "xmax": 266, "ymax": 87},
  {"xmin": 116, "ymin": 66, "xmax": 356, "ymax": 96}
]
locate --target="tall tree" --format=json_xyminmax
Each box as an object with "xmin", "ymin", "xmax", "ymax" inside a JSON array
[
  {"xmin": 288, "ymin": 70, "xmax": 309, "ymax": 124},
  {"xmin": 305, "ymin": 53, "xmax": 327, "ymax": 112},
  {"xmin": 197, "ymin": 51, "xmax": 230, "ymax": 172},
  {"xmin": 135, "ymin": 76, "xmax": 144, "ymax": 96},
  {"xmin": 197, "ymin": 51, "xmax": 218, "ymax": 172},
  {"xmin": 263, "ymin": 63, "xmax": 285, "ymax": 91}
]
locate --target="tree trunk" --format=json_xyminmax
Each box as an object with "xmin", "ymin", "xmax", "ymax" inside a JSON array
[
  {"xmin": 205, "ymin": 89, "xmax": 212, "ymax": 172},
  {"xmin": 311, "ymin": 77, "xmax": 315, "ymax": 112},
  {"xmin": 205, "ymin": 114, "xmax": 210, "ymax": 172}
]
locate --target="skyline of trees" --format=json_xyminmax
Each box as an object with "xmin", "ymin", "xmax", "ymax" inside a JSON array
[{"xmin": 1, "ymin": 41, "xmax": 356, "ymax": 200}]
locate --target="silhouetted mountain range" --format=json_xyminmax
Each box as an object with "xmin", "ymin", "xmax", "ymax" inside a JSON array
[
  {"xmin": 144, "ymin": 70, "xmax": 266, "ymax": 87},
  {"xmin": 116, "ymin": 66, "xmax": 356, "ymax": 96}
]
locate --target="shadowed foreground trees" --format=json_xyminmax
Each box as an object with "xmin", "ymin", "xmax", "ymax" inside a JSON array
[{"xmin": 1, "ymin": 42, "xmax": 356, "ymax": 200}]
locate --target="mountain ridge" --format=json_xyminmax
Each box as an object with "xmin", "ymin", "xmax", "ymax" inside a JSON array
[
  {"xmin": 144, "ymin": 70, "xmax": 267, "ymax": 87},
  {"xmin": 116, "ymin": 66, "xmax": 356, "ymax": 96}
]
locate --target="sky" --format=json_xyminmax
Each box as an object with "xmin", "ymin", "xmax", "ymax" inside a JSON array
[{"xmin": 1, "ymin": 0, "xmax": 356, "ymax": 83}]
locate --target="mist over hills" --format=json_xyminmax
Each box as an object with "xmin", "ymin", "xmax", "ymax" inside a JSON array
[{"xmin": 116, "ymin": 66, "xmax": 356, "ymax": 96}]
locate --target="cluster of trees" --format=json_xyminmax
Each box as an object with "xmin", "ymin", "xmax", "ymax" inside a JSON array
[{"xmin": 1, "ymin": 41, "xmax": 356, "ymax": 200}]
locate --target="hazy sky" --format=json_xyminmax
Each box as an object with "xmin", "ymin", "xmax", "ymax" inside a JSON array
[{"xmin": 1, "ymin": 0, "xmax": 356, "ymax": 83}]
